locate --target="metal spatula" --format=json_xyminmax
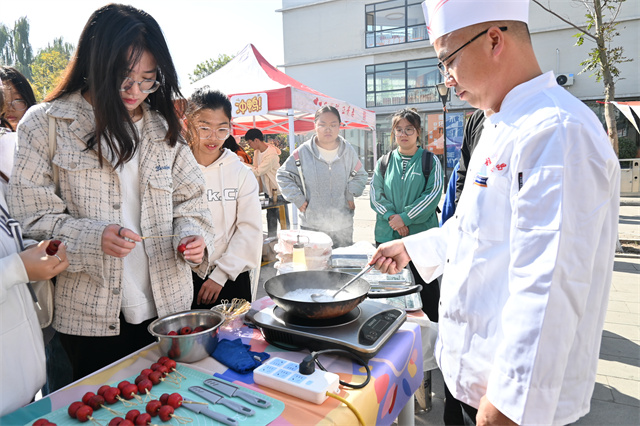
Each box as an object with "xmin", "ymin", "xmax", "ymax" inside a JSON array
[{"xmin": 311, "ymin": 264, "xmax": 375, "ymax": 301}]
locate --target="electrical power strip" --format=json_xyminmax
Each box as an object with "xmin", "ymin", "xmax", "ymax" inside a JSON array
[{"xmin": 253, "ymin": 357, "xmax": 340, "ymax": 404}]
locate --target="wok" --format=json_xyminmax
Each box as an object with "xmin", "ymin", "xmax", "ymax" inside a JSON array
[{"xmin": 264, "ymin": 270, "xmax": 422, "ymax": 320}]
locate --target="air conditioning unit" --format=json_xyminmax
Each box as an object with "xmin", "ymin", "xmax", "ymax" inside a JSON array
[{"xmin": 556, "ymin": 73, "xmax": 574, "ymax": 87}]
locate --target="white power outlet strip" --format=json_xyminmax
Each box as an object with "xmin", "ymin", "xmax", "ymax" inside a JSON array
[{"xmin": 253, "ymin": 357, "xmax": 340, "ymax": 404}]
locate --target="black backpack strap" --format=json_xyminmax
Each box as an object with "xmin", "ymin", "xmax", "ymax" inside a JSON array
[
  {"xmin": 380, "ymin": 152, "xmax": 392, "ymax": 178},
  {"xmin": 421, "ymin": 149, "xmax": 433, "ymax": 180},
  {"xmin": 421, "ymin": 149, "xmax": 440, "ymax": 213}
]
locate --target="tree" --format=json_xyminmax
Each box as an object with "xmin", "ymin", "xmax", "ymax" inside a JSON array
[
  {"xmin": 0, "ymin": 23, "xmax": 14, "ymax": 65},
  {"xmin": 30, "ymin": 37, "xmax": 75, "ymax": 102},
  {"xmin": 30, "ymin": 50, "xmax": 68, "ymax": 102},
  {"xmin": 11, "ymin": 17, "xmax": 33, "ymax": 80},
  {"xmin": 532, "ymin": 0, "xmax": 632, "ymax": 156},
  {"xmin": 0, "ymin": 16, "xmax": 34, "ymax": 80},
  {"xmin": 189, "ymin": 54, "xmax": 234, "ymax": 83}
]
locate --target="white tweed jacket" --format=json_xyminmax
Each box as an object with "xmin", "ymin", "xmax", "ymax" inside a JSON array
[{"xmin": 8, "ymin": 91, "xmax": 215, "ymax": 336}]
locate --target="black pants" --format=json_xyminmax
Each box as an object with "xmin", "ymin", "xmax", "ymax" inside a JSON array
[
  {"xmin": 266, "ymin": 195, "xmax": 290, "ymax": 237},
  {"xmin": 191, "ymin": 270, "xmax": 252, "ymax": 310},
  {"xmin": 59, "ymin": 314, "xmax": 156, "ymax": 381},
  {"xmin": 375, "ymin": 242, "xmax": 440, "ymax": 322},
  {"xmin": 444, "ymin": 382, "xmax": 478, "ymax": 425},
  {"xmin": 409, "ymin": 261, "xmax": 440, "ymax": 322}
]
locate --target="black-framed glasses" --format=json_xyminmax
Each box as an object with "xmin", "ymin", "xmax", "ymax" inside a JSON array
[
  {"xmin": 197, "ymin": 126, "xmax": 230, "ymax": 140},
  {"xmin": 120, "ymin": 77, "xmax": 161, "ymax": 94},
  {"xmin": 5, "ymin": 99, "xmax": 28, "ymax": 111},
  {"xmin": 437, "ymin": 26, "xmax": 508, "ymax": 78},
  {"xmin": 394, "ymin": 127, "xmax": 416, "ymax": 136}
]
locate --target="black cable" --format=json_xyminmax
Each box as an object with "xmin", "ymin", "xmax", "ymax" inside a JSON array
[{"xmin": 310, "ymin": 349, "xmax": 371, "ymax": 389}]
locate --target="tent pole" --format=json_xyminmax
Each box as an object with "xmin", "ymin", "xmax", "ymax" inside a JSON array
[{"xmin": 287, "ymin": 108, "xmax": 298, "ymax": 228}]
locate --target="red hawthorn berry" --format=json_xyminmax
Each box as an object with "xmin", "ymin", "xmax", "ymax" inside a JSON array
[
  {"xmin": 75, "ymin": 405, "xmax": 93, "ymax": 423},
  {"xmin": 146, "ymin": 400, "xmax": 162, "ymax": 417},
  {"xmin": 158, "ymin": 405, "xmax": 174, "ymax": 422},
  {"xmin": 97, "ymin": 385, "xmax": 111, "ymax": 396},
  {"xmin": 68, "ymin": 401, "xmax": 84, "ymax": 418},
  {"xmin": 166, "ymin": 393, "xmax": 183, "ymax": 409},
  {"xmin": 87, "ymin": 394, "xmax": 105, "ymax": 410},
  {"xmin": 45, "ymin": 240, "xmax": 61, "ymax": 256},
  {"xmin": 103, "ymin": 387, "xmax": 121, "ymax": 404},
  {"xmin": 159, "ymin": 393, "xmax": 170, "ymax": 405},
  {"xmin": 81, "ymin": 392, "xmax": 95, "ymax": 405},
  {"xmin": 108, "ymin": 417, "xmax": 124, "ymax": 426},
  {"xmin": 134, "ymin": 413, "xmax": 152, "ymax": 426},
  {"xmin": 124, "ymin": 409, "xmax": 140, "ymax": 423}
]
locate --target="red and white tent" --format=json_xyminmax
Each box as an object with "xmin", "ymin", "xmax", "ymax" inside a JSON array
[{"xmin": 185, "ymin": 44, "xmax": 376, "ymax": 145}]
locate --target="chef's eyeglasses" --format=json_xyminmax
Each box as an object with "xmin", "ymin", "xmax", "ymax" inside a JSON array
[
  {"xmin": 437, "ymin": 26, "xmax": 508, "ymax": 79},
  {"xmin": 5, "ymin": 99, "xmax": 28, "ymax": 111},
  {"xmin": 120, "ymin": 77, "xmax": 161, "ymax": 94},
  {"xmin": 394, "ymin": 127, "xmax": 416, "ymax": 136},
  {"xmin": 198, "ymin": 126, "xmax": 230, "ymax": 140}
]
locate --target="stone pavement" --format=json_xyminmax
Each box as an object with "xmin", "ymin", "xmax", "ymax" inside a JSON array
[{"xmin": 259, "ymin": 189, "xmax": 640, "ymax": 425}]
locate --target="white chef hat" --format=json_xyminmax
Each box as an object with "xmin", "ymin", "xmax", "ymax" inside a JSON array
[{"xmin": 422, "ymin": 0, "xmax": 530, "ymax": 44}]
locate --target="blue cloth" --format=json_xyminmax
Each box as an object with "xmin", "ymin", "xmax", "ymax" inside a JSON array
[
  {"xmin": 440, "ymin": 162, "xmax": 460, "ymax": 226},
  {"xmin": 212, "ymin": 338, "xmax": 270, "ymax": 374}
]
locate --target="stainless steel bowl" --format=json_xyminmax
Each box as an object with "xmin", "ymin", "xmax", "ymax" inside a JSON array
[{"xmin": 147, "ymin": 310, "xmax": 225, "ymax": 363}]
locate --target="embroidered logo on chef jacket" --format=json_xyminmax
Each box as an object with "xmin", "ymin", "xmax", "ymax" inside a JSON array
[{"xmin": 474, "ymin": 159, "xmax": 490, "ymax": 187}]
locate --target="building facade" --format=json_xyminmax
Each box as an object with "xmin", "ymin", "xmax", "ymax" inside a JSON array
[{"xmin": 279, "ymin": 0, "xmax": 640, "ymax": 172}]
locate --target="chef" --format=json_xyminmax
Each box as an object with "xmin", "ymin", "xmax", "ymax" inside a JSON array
[{"xmin": 371, "ymin": 1, "xmax": 621, "ymax": 425}]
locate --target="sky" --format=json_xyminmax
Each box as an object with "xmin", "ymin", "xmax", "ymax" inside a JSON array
[{"xmin": 1, "ymin": 0, "xmax": 285, "ymax": 89}]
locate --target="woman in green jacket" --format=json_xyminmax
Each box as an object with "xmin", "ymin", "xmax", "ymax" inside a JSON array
[{"xmin": 369, "ymin": 108, "xmax": 443, "ymax": 321}]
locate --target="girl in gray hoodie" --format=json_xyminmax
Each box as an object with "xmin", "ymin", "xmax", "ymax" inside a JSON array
[{"xmin": 277, "ymin": 106, "xmax": 368, "ymax": 247}]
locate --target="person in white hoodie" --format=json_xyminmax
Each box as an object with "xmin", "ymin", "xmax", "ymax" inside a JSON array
[
  {"xmin": 185, "ymin": 88, "xmax": 262, "ymax": 307},
  {"xmin": 0, "ymin": 82, "xmax": 69, "ymax": 416}
]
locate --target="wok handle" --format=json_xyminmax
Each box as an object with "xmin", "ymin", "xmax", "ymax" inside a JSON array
[{"xmin": 366, "ymin": 284, "xmax": 422, "ymax": 299}]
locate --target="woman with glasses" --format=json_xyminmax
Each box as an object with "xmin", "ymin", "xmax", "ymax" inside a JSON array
[
  {"xmin": 0, "ymin": 67, "xmax": 37, "ymax": 181},
  {"xmin": 369, "ymin": 108, "xmax": 443, "ymax": 321},
  {"xmin": 277, "ymin": 105, "xmax": 368, "ymax": 248},
  {"xmin": 0, "ymin": 66, "xmax": 37, "ymax": 132},
  {"xmin": 183, "ymin": 88, "xmax": 262, "ymax": 308},
  {"xmin": 8, "ymin": 4, "xmax": 215, "ymax": 381}
]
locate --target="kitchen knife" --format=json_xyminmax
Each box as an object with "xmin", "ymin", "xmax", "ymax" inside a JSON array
[
  {"xmin": 188, "ymin": 385, "xmax": 255, "ymax": 416},
  {"xmin": 204, "ymin": 378, "xmax": 272, "ymax": 408},
  {"xmin": 181, "ymin": 402, "xmax": 238, "ymax": 426}
]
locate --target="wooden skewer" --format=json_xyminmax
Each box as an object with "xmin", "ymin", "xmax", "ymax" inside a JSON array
[{"xmin": 140, "ymin": 234, "xmax": 179, "ymax": 239}]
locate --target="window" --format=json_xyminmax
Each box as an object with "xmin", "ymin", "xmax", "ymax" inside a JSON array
[
  {"xmin": 366, "ymin": 59, "xmax": 441, "ymax": 107},
  {"xmin": 365, "ymin": 0, "xmax": 427, "ymax": 48}
]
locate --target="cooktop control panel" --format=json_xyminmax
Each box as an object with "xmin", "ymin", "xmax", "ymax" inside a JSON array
[{"xmin": 359, "ymin": 309, "xmax": 402, "ymax": 345}]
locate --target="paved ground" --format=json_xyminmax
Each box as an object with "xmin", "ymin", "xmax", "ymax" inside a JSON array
[{"xmin": 258, "ymin": 190, "xmax": 640, "ymax": 425}]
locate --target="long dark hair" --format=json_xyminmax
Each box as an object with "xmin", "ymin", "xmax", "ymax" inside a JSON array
[
  {"xmin": 184, "ymin": 87, "xmax": 231, "ymax": 148},
  {"xmin": 47, "ymin": 3, "xmax": 183, "ymax": 168},
  {"xmin": 222, "ymin": 136, "xmax": 241, "ymax": 153},
  {"xmin": 0, "ymin": 66, "xmax": 37, "ymax": 130}
]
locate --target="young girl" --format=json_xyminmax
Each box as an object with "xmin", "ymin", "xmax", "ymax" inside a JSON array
[
  {"xmin": 369, "ymin": 108, "xmax": 443, "ymax": 321},
  {"xmin": 277, "ymin": 106, "xmax": 368, "ymax": 248},
  {"xmin": 184, "ymin": 88, "xmax": 262, "ymax": 308},
  {"xmin": 8, "ymin": 4, "xmax": 215, "ymax": 380},
  {"xmin": 0, "ymin": 66, "xmax": 37, "ymax": 131}
]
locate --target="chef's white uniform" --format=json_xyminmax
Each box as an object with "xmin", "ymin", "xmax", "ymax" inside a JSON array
[{"xmin": 404, "ymin": 72, "xmax": 620, "ymax": 425}]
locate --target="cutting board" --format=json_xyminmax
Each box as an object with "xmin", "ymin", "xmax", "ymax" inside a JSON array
[{"xmin": 30, "ymin": 364, "xmax": 284, "ymax": 426}]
